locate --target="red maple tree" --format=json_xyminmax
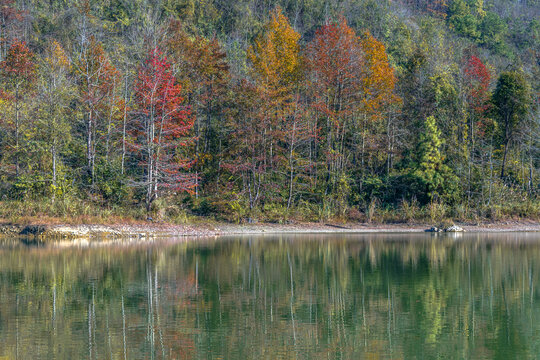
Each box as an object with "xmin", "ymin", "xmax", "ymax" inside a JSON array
[
  {"xmin": 463, "ymin": 55, "xmax": 491, "ymax": 137},
  {"xmin": 132, "ymin": 48, "xmax": 195, "ymax": 211},
  {"xmin": 464, "ymin": 55, "xmax": 491, "ymax": 114}
]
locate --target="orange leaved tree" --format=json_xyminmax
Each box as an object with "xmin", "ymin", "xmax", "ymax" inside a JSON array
[
  {"xmin": 358, "ymin": 30, "xmax": 400, "ymax": 173},
  {"xmin": 247, "ymin": 7, "xmax": 311, "ymax": 208},
  {"xmin": 307, "ymin": 17, "xmax": 363, "ymax": 192}
]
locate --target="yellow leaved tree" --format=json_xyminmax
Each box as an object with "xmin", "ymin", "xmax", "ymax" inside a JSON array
[
  {"xmin": 246, "ymin": 7, "xmax": 313, "ymax": 210},
  {"xmin": 248, "ymin": 6, "xmax": 302, "ymax": 94}
]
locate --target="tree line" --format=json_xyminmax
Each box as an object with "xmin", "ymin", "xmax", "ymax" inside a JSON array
[{"xmin": 0, "ymin": 0, "xmax": 537, "ymax": 222}]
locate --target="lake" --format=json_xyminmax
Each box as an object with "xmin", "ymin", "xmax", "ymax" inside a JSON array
[{"xmin": 0, "ymin": 232, "xmax": 539, "ymax": 359}]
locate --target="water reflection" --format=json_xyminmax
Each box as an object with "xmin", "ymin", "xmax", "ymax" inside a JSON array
[{"xmin": 0, "ymin": 233, "xmax": 539, "ymax": 359}]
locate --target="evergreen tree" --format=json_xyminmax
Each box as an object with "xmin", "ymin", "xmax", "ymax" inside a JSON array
[{"xmin": 414, "ymin": 116, "xmax": 459, "ymax": 202}]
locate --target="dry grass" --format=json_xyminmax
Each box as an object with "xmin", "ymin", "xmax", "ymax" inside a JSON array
[{"xmin": 0, "ymin": 196, "xmax": 538, "ymax": 226}]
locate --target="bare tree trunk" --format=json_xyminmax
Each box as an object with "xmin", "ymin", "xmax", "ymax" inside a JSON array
[
  {"xmin": 15, "ymin": 102, "xmax": 20, "ymax": 177},
  {"xmin": 121, "ymin": 82, "xmax": 128, "ymax": 175},
  {"xmin": 14, "ymin": 84, "xmax": 21, "ymax": 178},
  {"xmin": 287, "ymin": 121, "xmax": 296, "ymax": 209},
  {"xmin": 52, "ymin": 144, "xmax": 57, "ymax": 203},
  {"xmin": 500, "ymin": 139, "xmax": 509, "ymax": 179},
  {"xmin": 501, "ymin": 115, "xmax": 511, "ymax": 180},
  {"xmin": 87, "ymin": 110, "xmax": 94, "ymax": 186},
  {"xmin": 105, "ymin": 78, "xmax": 117, "ymax": 164},
  {"xmin": 146, "ymin": 117, "xmax": 154, "ymax": 212}
]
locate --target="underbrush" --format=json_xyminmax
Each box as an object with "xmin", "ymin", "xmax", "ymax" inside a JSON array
[
  {"xmin": 0, "ymin": 195, "xmax": 537, "ymax": 225},
  {"xmin": 0, "ymin": 198, "xmax": 147, "ymax": 225}
]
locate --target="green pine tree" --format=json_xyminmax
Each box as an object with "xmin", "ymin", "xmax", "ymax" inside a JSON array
[{"xmin": 414, "ymin": 116, "xmax": 459, "ymax": 202}]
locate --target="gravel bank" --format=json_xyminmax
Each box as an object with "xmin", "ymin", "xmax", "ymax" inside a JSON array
[{"xmin": 0, "ymin": 220, "xmax": 539, "ymax": 241}]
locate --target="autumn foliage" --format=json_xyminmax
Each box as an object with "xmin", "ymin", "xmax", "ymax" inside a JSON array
[
  {"xmin": 0, "ymin": 40, "xmax": 36, "ymax": 176},
  {"xmin": 248, "ymin": 7, "xmax": 302, "ymax": 92},
  {"xmin": 132, "ymin": 48, "xmax": 195, "ymax": 210},
  {"xmin": 464, "ymin": 55, "xmax": 491, "ymax": 115},
  {"xmin": 306, "ymin": 18, "xmax": 400, "ymax": 196},
  {"xmin": 0, "ymin": 3, "xmax": 536, "ymax": 222},
  {"xmin": 1, "ymin": 40, "xmax": 35, "ymax": 82}
]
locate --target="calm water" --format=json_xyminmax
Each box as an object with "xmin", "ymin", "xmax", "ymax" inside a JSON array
[{"xmin": 0, "ymin": 233, "xmax": 540, "ymax": 359}]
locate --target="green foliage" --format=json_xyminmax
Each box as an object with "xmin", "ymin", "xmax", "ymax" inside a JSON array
[
  {"xmin": 493, "ymin": 71, "xmax": 531, "ymax": 133},
  {"xmin": 94, "ymin": 160, "xmax": 128, "ymax": 204},
  {"xmin": 447, "ymin": 0, "xmax": 508, "ymax": 53},
  {"xmin": 262, "ymin": 203, "xmax": 289, "ymax": 223},
  {"xmin": 11, "ymin": 173, "xmax": 49, "ymax": 199},
  {"xmin": 227, "ymin": 197, "xmax": 249, "ymax": 224},
  {"xmin": 0, "ymin": 0, "xmax": 536, "ymax": 224},
  {"xmin": 493, "ymin": 70, "xmax": 532, "ymax": 179},
  {"xmin": 478, "ymin": 11, "xmax": 508, "ymax": 53},
  {"xmin": 413, "ymin": 116, "xmax": 460, "ymax": 203},
  {"xmin": 103, "ymin": 0, "xmax": 133, "ymax": 29},
  {"xmin": 190, "ymin": 197, "xmax": 216, "ymax": 216},
  {"xmin": 448, "ymin": 0, "xmax": 480, "ymax": 39}
]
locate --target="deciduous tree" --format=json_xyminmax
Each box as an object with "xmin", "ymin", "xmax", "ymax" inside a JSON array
[
  {"xmin": 35, "ymin": 40, "xmax": 73, "ymax": 198},
  {"xmin": 132, "ymin": 48, "xmax": 195, "ymax": 211},
  {"xmin": 167, "ymin": 21, "xmax": 230, "ymax": 196},
  {"xmin": 307, "ymin": 17, "xmax": 363, "ymax": 194},
  {"xmin": 358, "ymin": 30, "xmax": 400, "ymax": 174},
  {"xmin": 247, "ymin": 7, "xmax": 304, "ymax": 204},
  {"xmin": 73, "ymin": 37, "xmax": 120, "ymax": 187},
  {"xmin": 0, "ymin": 40, "xmax": 36, "ymax": 177},
  {"xmin": 492, "ymin": 70, "xmax": 531, "ymax": 179}
]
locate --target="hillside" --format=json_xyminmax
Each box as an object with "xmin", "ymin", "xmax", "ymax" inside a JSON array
[{"xmin": 0, "ymin": 0, "xmax": 538, "ymax": 224}]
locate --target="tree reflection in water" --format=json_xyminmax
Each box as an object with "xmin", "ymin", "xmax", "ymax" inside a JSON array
[{"xmin": 0, "ymin": 233, "xmax": 539, "ymax": 359}]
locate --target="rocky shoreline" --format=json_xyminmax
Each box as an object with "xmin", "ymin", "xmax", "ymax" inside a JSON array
[{"xmin": 0, "ymin": 220, "xmax": 539, "ymax": 242}]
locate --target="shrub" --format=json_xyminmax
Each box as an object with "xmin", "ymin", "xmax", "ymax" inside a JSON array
[
  {"xmin": 263, "ymin": 203, "xmax": 288, "ymax": 223},
  {"xmin": 400, "ymin": 197, "xmax": 420, "ymax": 222}
]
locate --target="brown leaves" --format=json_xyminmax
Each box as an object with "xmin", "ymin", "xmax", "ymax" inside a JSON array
[{"xmin": 1, "ymin": 40, "xmax": 36, "ymax": 89}]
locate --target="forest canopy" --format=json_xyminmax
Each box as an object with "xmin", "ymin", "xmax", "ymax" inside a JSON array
[{"xmin": 0, "ymin": 0, "xmax": 538, "ymax": 223}]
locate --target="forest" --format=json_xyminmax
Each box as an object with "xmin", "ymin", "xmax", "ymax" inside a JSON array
[{"xmin": 0, "ymin": 0, "xmax": 537, "ymax": 224}]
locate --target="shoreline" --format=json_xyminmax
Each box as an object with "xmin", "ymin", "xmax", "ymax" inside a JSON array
[{"xmin": 0, "ymin": 220, "xmax": 539, "ymax": 241}]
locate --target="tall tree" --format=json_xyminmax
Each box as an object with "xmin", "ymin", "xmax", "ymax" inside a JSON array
[
  {"xmin": 462, "ymin": 54, "xmax": 492, "ymax": 203},
  {"xmin": 73, "ymin": 37, "xmax": 120, "ymax": 188},
  {"xmin": 492, "ymin": 70, "xmax": 531, "ymax": 180},
  {"xmin": 307, "ymin": 17, "xmax": 363, "ymax": 195},
  {"xmin": 358, "ymin": 30, "xmax": 400, "ymax": 174},
  {"xmin": 167, "ymin": 21, "xmax": 230, "ymax": 196},
  {"xmin": 307, "ymin": 17, "xmax": 369, "ymax": 207},
  {"xmin": 247, "ymin": 6, "xmax": 303, "ymax": 204},
  {"xmin": 223, "ymin": 80, "xmax": 267, "ymax": 211},
  {"xmin": 0, "ymin": 40, "xmax": 36, "ymax": 177},
  {"xmin": 132, "ymin": 48, "xmax": 195, "ymax": 212},
  {"xmin": 35, "ymin": 41, "xmax": 73, "ymax": 198},
  {"xmin": 399, "ymin": 49, "xmax": 435, "ymax": 155},
  {"xmin": 463, "ymin": 55, "xmax": 491, "ymax": 126},
  {"xmin": 414, "ymin": 115, "xmax": 458, "ymax": 202},
  {"xmin": 284, "ymin": 94, "xmax": 316, "ymax": 209}
]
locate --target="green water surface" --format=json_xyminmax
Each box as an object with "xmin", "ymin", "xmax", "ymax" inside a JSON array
[{"xmin": 0, "ymin": 232, "xmax": 539, "ymax": 359}]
